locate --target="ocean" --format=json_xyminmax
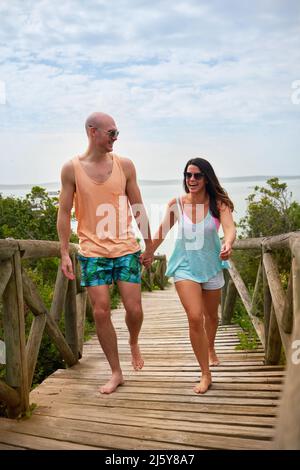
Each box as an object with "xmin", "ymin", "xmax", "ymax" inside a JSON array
[{"xmin": 1, "ymin": 176, "xmax": 300, "ymax": 258}]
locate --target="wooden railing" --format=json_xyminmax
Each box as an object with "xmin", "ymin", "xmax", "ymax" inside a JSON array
[
  {"xmin": 221, "ymin": 231, "xmax": 300, "ymax": 449},
  {"xmin": 0, "ymin": 239, "xmax": 167, "ymax": 418}
]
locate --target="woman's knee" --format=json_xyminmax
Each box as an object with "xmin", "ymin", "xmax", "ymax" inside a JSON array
[
  {"xmin": 187, "ymin": 311, "xmax": 205, "ymax": 329},
  {"xmin": 204, "ymin": 309, "xmax": 219, "ymax": 323}
]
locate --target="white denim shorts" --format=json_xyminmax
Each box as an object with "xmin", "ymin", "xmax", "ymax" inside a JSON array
[{"xmin": 174, "ymin": 270, "xmax": 225, "ymax": 290}]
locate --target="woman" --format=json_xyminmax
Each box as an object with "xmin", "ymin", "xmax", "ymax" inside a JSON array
[{"xmin": 152, "ymin": 157, "xmax": 236, "ymax": 394}]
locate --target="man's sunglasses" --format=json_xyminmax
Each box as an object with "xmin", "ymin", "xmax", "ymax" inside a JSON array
[
  {"xmin": 184, "ymin": 172, "xmax": 205, "ymax": 180},
  {"xmin": 88, "ymin": 125, "xmax": 119, "ymax": 138}
]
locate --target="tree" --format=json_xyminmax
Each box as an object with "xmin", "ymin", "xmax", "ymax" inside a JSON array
[
  {"xmin": 233, "ymin": 177, "xmax": 300, "ymax": 298},
  {"xmin": 239, "ymin": 177, "xmax": 300, "ymax": 238}
]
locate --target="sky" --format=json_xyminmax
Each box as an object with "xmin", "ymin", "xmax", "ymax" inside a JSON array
[{"xmin": 0, "ymin": 0, "xmax": 300, "ymax": 184}]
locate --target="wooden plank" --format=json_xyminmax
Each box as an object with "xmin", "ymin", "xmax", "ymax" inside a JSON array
[
  {"xmin": 34, "ymin": 405, "xmax": 275, "ymax": 440},
  {"xmin": 0, "ymin": 415, "xmax": 270, "ymax": 450},
  {"xmin": 0, "ymin": 442, "xmax": 26, "ymax": 450},
  {"xmin": 33, "ymin": 394, "xmax": 278, "ymax": 417},
  {"xmin": 0, "ymin": 429, "xmax": 104, "ymax": 450},
  {"xmin": 35, "ymin": 402, "xmax": 277, "ymax": 427}
]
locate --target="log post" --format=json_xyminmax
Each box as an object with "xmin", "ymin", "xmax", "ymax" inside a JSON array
[
  {"xmin": 281, "ymin": 265, "xmax": 293, "ymax": 334},
  {"xmin": 22, "ymin": 269, "xmax": 77, "ymax": 369},
  {"xmin": 0, "ymin": 380, "xmax": 21, "ymax": 415},
  {"xmin": 262, "ymin": 257, "xmax": 272, "ymax": 354},
  {"xmin": 251, "ymin": 261, "xmax": 262, "ymax": 317},
  {"xmin": 274, "ymin": 239, "xmax": 300, "ymax": 448},
  {"xmin": 263, "ymin": 252, "xmax": 290, "ymax": 353},
  {"xmin": 2, "ymin": 252, "xmax": 29, "ymax": 416},
  {"xmin": 64, "ymin": 255, "xmax": 79, "ymax": 359},
  {"xmin": 222, "ymin": 279, "xmax": 237, "ymax": 325},
  {"xmin": 50, "ymin": 263, "xmax": 68, "ymax": 322},
  {"xmin": 265, "ymin": 305, "xmax": 282, "ymax": 365},
  {"xmin": 221, "ymin": 269, "xmax": 230, "ymax": 315},
  {"xmin": 76, "ymin": 291, "xmax": 87, "ymax": 358},
  {"xmin": 0, "ymin": 259, "xmax": 13, "ymax": 298}
]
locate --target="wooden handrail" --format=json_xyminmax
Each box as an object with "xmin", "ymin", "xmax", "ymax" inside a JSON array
[
  {"xmin": 0, "ymin": 240, "xmax": 167, "ymax": 418},
  {"xmin": 221, "ymin": 231, "xmax": 300, "ymax": 449}
]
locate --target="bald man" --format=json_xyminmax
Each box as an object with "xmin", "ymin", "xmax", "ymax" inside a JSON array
[{"xmin": 57, "ymin": 112, "xmax": 153, "ymax": 394}]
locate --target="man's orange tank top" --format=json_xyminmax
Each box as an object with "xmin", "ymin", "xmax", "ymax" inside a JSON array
[{"xmin": 72, "ymin": 154, "xmax": 140, "ymax": 258}]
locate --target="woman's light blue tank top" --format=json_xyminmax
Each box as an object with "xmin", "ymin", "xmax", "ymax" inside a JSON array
[{"xmin": 166, "ymin": 198, "xmax": 230, "ymax": 282}]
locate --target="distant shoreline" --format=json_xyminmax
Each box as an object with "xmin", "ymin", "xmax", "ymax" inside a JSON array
[{"xmin": 1, "ymin": 175, "xmax": 300, "ymax": 190}]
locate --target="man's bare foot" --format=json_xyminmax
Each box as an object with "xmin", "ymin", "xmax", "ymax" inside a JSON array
[
  {"xmin": 130, "ymin": 343, "xmax": 144, "ymax": 370},
  {"xmin": 209, "ymin": 349, "xmax": 220, "ymax": 366},
  {"xmin": 99, "ymin": 372, "xmax": 124, "ymax": 394},
  {"xmin": 193, "ymin": 373, "xmax": 212, "ymax": 394}
]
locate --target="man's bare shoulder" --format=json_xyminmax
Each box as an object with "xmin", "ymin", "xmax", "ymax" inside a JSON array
[
  {"xmin": 118, "ymin": 155, "xmax": 135, "ymax": 178},
  {"xmin": 61, "ymin": 160, "xmax": 75, "ymax": 184}
]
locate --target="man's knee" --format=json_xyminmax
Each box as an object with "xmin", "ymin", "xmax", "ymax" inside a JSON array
[
  {"xmin": 125, "ymin": 301, "xmax": 143, "ymax": 318},
  {"xmin": 93, "ymin": 304, "xmax": 111, "ymax": 322}
]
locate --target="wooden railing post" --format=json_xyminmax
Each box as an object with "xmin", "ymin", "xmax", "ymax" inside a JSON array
[
  {"xmin": 2, "ymin": 252, "xmax": 29, "ymax": 416},
  {"xmin": 265, "ymin": 305, "xmax": 281, "ymax": 364},
  {"xmin": 221, "ymin": 269, "xmax": 229, "ymax": 316},
  {"xmin": 222, "ymin": 279, "xmax": 237, "ymax": 325},
  {"xmin": 262, "ymin": 254, "xmax": 272, "ymax": 354},
  {"xmin": 274, "ymin": 239, "xmax": 300, "ymax": 449},
  {"xmin": 251, "ymin": 261, "xmax": 262, "ymax": 317},
  {"xmin": 64, "ymin": 254, "xmax": 79, "ymax": 359}
]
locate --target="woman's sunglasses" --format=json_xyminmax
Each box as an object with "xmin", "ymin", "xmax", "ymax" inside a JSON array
[{"xmin": 184, "ymin": 172, "xmax": 205, "ymax": 180}]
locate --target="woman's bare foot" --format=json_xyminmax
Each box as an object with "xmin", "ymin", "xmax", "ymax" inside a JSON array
[
  {"xmin": 130, "ymin": 343, "xmax": 144, "ymax": 370},
  {"xmin": 193, "ymin": 373, "xmax": 212, "ymax": 394},
  {"xmin": 209, "ymin": 348, "xmax": 220, "ymax": 366},
  {"xmin": 99, "ymin": 372, "xmax": 124, "ymax": 394}
]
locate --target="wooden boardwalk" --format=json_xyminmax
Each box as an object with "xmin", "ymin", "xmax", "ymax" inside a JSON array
[{"xmin": 0, "ymin": 286, "xmax": 285, "ymax": 450}]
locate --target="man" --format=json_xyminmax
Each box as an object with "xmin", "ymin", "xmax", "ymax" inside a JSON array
[{"xmin": 57, "ymin": 112, "xmax": 153, "ymax": 394}]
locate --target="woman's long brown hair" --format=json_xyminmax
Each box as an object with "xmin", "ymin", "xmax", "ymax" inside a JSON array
[{"xmin": 183, "ymin": 157, "xmax": 234, "ymax": 219}]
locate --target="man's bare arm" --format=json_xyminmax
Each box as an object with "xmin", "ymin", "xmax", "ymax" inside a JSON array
[
  {"xmin": 57, "ymin": 161, "xmax": 76, "ymax": 279},
  {"xmin": 120, "ymin": 158, "xmax": 153, "ymax": 266}
]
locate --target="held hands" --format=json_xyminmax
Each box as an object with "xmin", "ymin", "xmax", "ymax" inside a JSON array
[
  {"xmin": 220, "ymin": 242, "xmax": 232, "ymax": 261},
  {"xmin": 140, "ymin": 248, "xmax": 154, "ymax": 269},
  {"xmin": 61, "ymin": 254, "xmax": 75, "ymax": 280}
]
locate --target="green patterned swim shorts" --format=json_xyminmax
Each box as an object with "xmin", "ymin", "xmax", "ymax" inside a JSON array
[{"xmin": 77, "ymin": 251, "xmax": 141, "ymax": 287}]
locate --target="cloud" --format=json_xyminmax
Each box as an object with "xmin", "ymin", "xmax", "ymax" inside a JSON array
[{"xmin": 0, "ymin": 0, "xmax": 299, "ymax": 181}]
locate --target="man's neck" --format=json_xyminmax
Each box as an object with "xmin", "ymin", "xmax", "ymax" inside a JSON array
[{"xmin": 83, "ymin": 145, "xmax": 112, "ymax": 162}]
